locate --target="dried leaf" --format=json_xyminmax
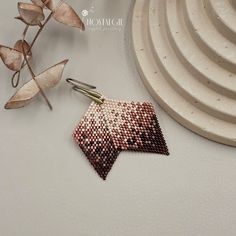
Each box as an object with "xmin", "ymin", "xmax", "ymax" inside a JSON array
[
  {"xmin": 31, "ymin": 0, "xmax": 85, "ymax": 30},
  {"xmin": 5, "ymin": 59, "xmax": 68, "ymax": 109},
  {"xmin": 14, "ymin": 40, "xmax": 32, "ymax": 58},
  {"xmin": 0, "ymin": 45, "xmax": 23, "ymax": 71},
  {"xmin": 0, "ymin": 41, "xmax": 32, "ymax": 71},
  {"xmin": 31, "ymin": 0, "xmax": 52, "ymax": 9},
  {"xmin": 18, "ymin": 2, "xmax": 45, "ymax": 26},
  {"xmin": 43, "ymin": 0, "xmax": 63, "ymax": 11},
  {"xmin": 5, "ymin": 80, "xmax": 39, "ymax": 108},
  {"xmin": 31, "ymin": 0, "xmax": 62, "ymax": 11},
  {"xmin": 36, "ymin": 59, "xmax": 68, "ymax": 88},
  {"xmin": 31, "ymin": 0, "xmax": 45, "ymax": 8},
  {"xmin": 52, "ymin": 2, "xmax": 85, "ymax": 30}
]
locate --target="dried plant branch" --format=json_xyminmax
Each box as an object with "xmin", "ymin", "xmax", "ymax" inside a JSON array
[
  {"xmin": 22, "ymin": 25, "xmax": 53, "ymax": 110},
  {"xmin": 11, "ymin": 71, "xmax": 21, "ymax": 87},
  {"xmin": 30, "ymin": 12, "xmax": 53, "ymax": 50},
  {"xmin": 12, "ymin": 11, "xmax": 53, "ymax": 88},
  {"xmin": 1, "ymin": 0, "xmax": 84, "ymax": 109},
  {"xmin": 5, "ymin": 60, "xmax": 68, "ymax": 109}
]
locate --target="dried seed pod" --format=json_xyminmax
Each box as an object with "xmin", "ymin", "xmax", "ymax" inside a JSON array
[
  {"xmin": 0, "ymin": 45, "xmax": 24, "ymax": 71},
  {"xmin": 5, "ymin": 59, "xmax": 68, "ymax": 109},
  {"xmin": 18, "ymin": 2, "xmax": 45, "ymax": 26},
  {"xmin": 53, "ymin": 2, "xmax": 85, "ymax": 30},
  {"xmin": 14, "ymin": 40, "xmax": 32, "ymax": 58}
]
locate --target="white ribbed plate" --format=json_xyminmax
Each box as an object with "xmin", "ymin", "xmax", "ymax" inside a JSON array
[{"xmin": 132, "ymin": 0, "xmax": 236, "ymax": 146}]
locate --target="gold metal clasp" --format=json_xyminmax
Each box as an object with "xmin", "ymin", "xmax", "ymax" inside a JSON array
[{"xmin": 66, "ymin": 78, "xmax": 105, "ymax": 105}]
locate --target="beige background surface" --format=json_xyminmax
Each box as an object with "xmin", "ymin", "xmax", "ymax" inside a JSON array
[{"xmin": 0, "ymin": 1, "xmax": 236, "ymax": 236}]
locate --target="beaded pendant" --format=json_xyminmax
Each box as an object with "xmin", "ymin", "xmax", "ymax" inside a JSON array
[
  {"xmin": 73, "ymin": 99, "xmax": 169, "ymax": 179},
  {"xmin": 67, "ymin": 79, "xmax": 169, "ymax": 180}
]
